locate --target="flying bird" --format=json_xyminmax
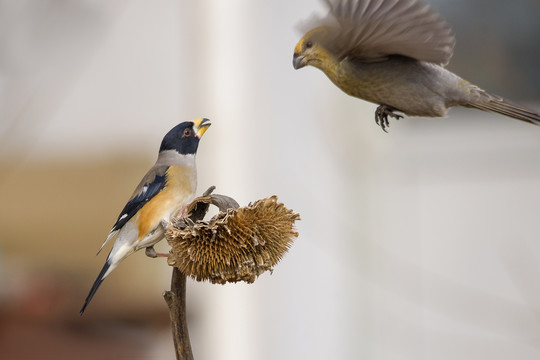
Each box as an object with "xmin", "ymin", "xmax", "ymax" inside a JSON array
[
  {"xmin": 293, "ymin": 0, "xmax": 540, "ymax": 131},
  {"xmin": 80, "ymin": 118, "xmax": 211, "ymax": 315}
]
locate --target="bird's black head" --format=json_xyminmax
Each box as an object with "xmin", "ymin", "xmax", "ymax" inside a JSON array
[{"xmin": 159, "ymin": 118, "xmax": 211, "ymax": 155}]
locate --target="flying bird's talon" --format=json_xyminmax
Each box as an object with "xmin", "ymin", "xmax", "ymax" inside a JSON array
[{"xmin": 375, "ymin": 105, "xmax": 403, "ymax": 132}]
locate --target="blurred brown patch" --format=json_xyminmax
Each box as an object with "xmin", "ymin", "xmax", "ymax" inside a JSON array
[{"xmin": 0, "ymin": 157, "xmax": 174, "ymax": 359}]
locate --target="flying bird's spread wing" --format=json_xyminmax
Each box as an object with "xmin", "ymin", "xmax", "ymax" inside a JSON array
[
  {"xmin": 312, "ymin": 0, "xmax": 455, "ymax": 65},
  {"xmin": 97, "ymin": 165, "xmax": 168, "ymax": 253}
]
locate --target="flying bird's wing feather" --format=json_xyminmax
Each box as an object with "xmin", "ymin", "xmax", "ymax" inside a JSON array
[
  {"xmin": 97, "ymin": 165, "xmax": 168, "ymax": 253},
  {"xmin": 318, "ymin": 0, "xmax": 455, "ymax": 65}
]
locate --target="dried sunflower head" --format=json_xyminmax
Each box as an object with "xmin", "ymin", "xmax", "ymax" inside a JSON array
[{"xmin": 166, "ymin": 194, "xmax": 300, "ymax": 284}]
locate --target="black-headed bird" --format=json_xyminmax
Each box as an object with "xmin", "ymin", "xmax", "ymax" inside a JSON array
[
  {"xmin": 80, "ymin": 118, "xmax": 211, "ymax": 315},
  {"xmin": 293, "ymin": 0, "xmax": 540, "ymax": 131}
]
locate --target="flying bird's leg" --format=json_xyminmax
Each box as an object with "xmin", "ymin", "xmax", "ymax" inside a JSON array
[
  {"xmin": 375, "ymin": 105, "xmax": 403, "ymax": 132},
  {"xmin": 145, "ymin": 245, "xmax": 169, "ymax": 258}
]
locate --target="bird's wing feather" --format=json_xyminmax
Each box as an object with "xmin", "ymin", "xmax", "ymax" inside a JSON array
[
  {"xmin": 111, "ymin": 165, "xmax": 168, "ymax": 232},
  {"xmin": 88, "ymin": 165, "xmax": 170, "ymax": 313},
  {"xmin": 97, "ymin": 165, "xmax": 168, "ymax": 254},
  {"xmin": 317, "ymin": 0, "xmax": 455, "ymax": 65}
]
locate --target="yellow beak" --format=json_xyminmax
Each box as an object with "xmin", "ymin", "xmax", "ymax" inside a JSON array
[{"xmin": 193, "ymin": 118, "xmax": 211, "ymax": 138}]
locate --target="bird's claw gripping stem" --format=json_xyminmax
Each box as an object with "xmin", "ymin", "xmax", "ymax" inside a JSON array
[
  {"xmin": 160, "ymin": 219, "xmax": 170, "ymax": 230},
  {"xmin": 145, "ymin": 245, "xmax": 169, "ymax": 258},
  {"xmin": 375, "ymin": 105, "xmax": 403, "ymax": 132}
]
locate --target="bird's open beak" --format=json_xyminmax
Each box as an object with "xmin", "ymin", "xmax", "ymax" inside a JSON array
[
  {"xmin": 293, "ymin": 53, "xmax": 307, "ymax": 69},
  {"xmin": 193, "ymin": 118, "xmax": 211, "ymax": 138}
]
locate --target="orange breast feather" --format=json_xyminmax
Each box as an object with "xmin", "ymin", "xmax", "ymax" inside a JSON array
[{"xmin": 136, "ymin": 166, "xmax": 195, "ymax": 241}]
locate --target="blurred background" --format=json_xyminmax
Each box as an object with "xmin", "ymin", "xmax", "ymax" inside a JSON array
[{"xmin": 1, "ymin": 0, "xmax": 540, "ymax": 359}]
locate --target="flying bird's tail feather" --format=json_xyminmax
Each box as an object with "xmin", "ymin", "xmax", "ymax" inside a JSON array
[
  {"xmin": 467, "ymin": 93, "xmax": 540, "ymax": 125},
  {"xmin": 80, "ymin": 259, "xmax": 112, "ymax": 316}
]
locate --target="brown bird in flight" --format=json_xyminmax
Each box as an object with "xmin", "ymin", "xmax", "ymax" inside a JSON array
[{"xmin": 293, "ymin": 0, "xmax": 540, "ymax": 131}]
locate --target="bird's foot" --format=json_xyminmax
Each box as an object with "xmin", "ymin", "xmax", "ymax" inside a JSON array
[
  {"xmin": 173, "ymin": 205, "xmax": 189, "ymax": 221},
  {"xmin": 375, "ymin": 105, "xmax": 403, "ymax": 132},
  {"xmin": 160, "ymin": 219, "xmax": 170, "ymax": 231},
  {"xmin": 145, "ymin": 246, "xmax": 169, "ymax": 258}
]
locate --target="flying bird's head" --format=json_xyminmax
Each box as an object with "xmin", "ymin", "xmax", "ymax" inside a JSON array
[
  {"xmin": 159, "ymin": 118, "xmax": 211, "ymax": 156},
  {"xmin": 293, "ymin": 27, "xmax": 335, "ymax": 71}
]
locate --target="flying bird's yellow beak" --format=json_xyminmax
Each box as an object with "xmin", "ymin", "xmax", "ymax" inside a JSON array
[
  {"xmin": 193, "ymin": 118, "xmax": 211, "ymax": 138},
  {"xmin": 293, "ymin": 53, "xmax": 307, "ymax": 69}
]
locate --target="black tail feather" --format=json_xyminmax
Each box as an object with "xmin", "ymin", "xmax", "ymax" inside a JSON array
[{"xmin": 80, "ymin": 260, "xmax": 111, "ymax": 316}]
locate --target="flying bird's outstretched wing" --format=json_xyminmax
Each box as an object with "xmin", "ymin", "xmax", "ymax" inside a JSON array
[{"xmin": 308, "ymin": 0, "xmax": 455, "ymax": 65}]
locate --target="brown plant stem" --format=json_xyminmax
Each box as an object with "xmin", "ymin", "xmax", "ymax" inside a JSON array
[
  {"xmin": 163, "ymin": 269, "xmax": 192, "ymax": 360},
  {"xmin": 163, "ymin": 186, "xmax": 238, "ymax": 360}
]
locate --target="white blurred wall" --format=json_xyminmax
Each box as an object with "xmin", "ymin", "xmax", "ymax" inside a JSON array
[{"xmin": 2, "ymin": 0, "xmax": 540, "ymax": 359}]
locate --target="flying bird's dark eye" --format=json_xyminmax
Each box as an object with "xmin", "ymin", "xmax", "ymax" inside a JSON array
[
  {"xmin": 183, "ymin": 128, "xmax": 191, "ymax": 137},
  {"xmin": 306, "ymin": 41, "xmax": 313, "ymax": 49}
]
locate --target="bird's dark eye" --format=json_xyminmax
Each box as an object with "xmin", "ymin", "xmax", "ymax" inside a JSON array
[
  {"xmin": 306, "ymin": 41, "xmax": 313, "ymax": 49},
  {"xmin": 183, "ymin": 128, "xmax": 191, "ymax": 137}
]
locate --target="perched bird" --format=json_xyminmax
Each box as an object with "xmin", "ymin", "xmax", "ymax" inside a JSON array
[
  {"xmin": 80, "ymin": 118, "xmax": 211, "ymax": 315},
  {"xmin": 293, "ymin": 0, "xmax": 540, "ymax": 131}
]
